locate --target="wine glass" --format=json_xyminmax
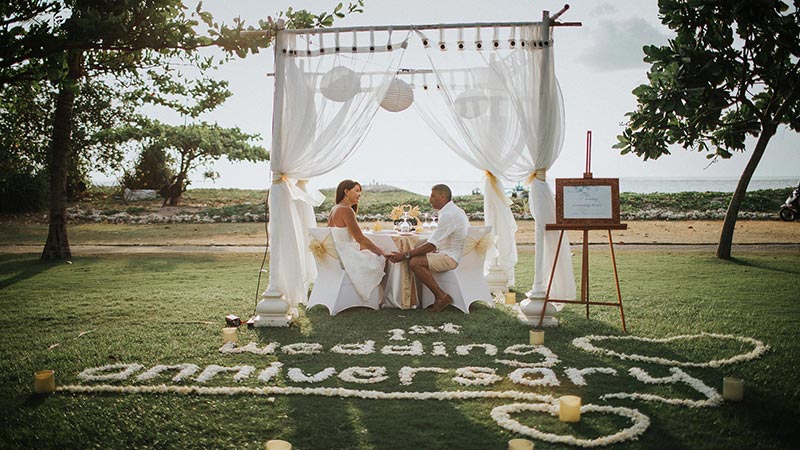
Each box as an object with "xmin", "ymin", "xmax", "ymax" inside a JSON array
[
  {"xmin": 430, "ymin": 214, "xmax": 438, "ymax": 231},
  {"xmin": 399, "ymin": 215, "xmax": 411, "ymax": 233},
  {"xmin": 422, "ymin": 213, "xmax": 431, "ymax": 232}
]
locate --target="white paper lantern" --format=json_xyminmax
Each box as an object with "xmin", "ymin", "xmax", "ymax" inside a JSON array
[
  {"xmin": 380, "ymin": 79, "xmax": 414, "ymax": 112},
  {"xmin": 320, "ymin": 66, "xmax": 361, "ymax": 102},
  {"xmin": 454, "ymin": 89, "xmax": 489, "ymax": 119}
]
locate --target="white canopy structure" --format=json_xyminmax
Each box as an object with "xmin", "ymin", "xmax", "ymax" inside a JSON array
[{"xmin": 254, "ymin": 10, "xmax": 577, "ymax": 326}]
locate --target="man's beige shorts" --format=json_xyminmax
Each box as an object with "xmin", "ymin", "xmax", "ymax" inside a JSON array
[{"xmin": 426, "ymin": 253, "xmax": 458, "ymax": 272}]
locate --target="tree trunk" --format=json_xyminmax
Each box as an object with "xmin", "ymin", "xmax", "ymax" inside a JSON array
[
  {"xmin": 716, "ymin": 123, "xmax": 777, "ymax": 259},
  {"xmin": 41, "ymin": 50, "xmax": 83, "ymax": 260}
]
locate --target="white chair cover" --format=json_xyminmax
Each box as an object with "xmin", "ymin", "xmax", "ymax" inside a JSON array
[
  {"xmin": 418, "ymin": 226, "xmax": 494, "ymax": 313},
  {"xmin": 306, "ymin": 228, "xmax": 382, "ymax": 315}
]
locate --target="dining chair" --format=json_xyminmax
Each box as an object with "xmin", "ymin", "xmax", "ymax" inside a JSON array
[
  {"xmin": 418, "ymin": 225, "xmax": 495, "ymax": 313},
  {"xmin": 306, "ymin": 228, "xmax": 382, "ymax": 315}
]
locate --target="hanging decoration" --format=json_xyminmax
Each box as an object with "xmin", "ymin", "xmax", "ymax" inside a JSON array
[
  {"xmin": 380, "ymin": 78, "xmax": 414, "ymax": 112},
  {"xmin": 320, "ymin": 66, "xmax": 361, "ymax": 102},
  {"xmin": 454, "ymin": 89, "xmax": 489, "ymax": 119}
]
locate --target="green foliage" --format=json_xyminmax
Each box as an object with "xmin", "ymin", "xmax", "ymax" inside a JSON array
[
  {"xmin": 615, "ymin": 0, "xmax": 800, "ymax": 257},
  {"xmin": 281, "ymin": 1, "xmax": 366, "ymax": 29},
  {"xmin": 121, "ymin": 146, "xmax": 175, "ymax": 190},
  {"xmin": 453, "ymin": 194, "xmax": 486, "ymax": 214},
  {"xmin": 0, "ymin": 74, "xmax": 139, "ymax": 200},
  {"xmin": 181, "ymin": 188, "xmax": 267, "ymax": 205},
  {"xmin": 615, "ymin": 0, "xmax": 800, "ymax": 160},
  {"xmin": 1, "ymin": 0, "xmax": 365, "ymax": 256},
  {"xmin": 0, "ymin": 170, "xmax": 48, "ymax": 213},
  {"xmin": 619, "ymin": 189, "xmax": 787, "ymax": 213},
  {"xmin": 201, "ymin": 203, "xmax": 264, "ymax": 217},
  {"xmin": 102, "ymin": 119, "xmax": 268, "ymax": 198}
]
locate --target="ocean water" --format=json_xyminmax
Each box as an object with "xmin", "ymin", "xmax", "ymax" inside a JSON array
[
  {"xmin": 380, "ymin": 177, "xmax": 798, "ymax": 196},
  {"xmin": 617, "ymin": 177, "xmax": 798, "ymax": 194}
]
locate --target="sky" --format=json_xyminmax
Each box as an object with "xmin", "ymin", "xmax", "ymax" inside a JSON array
[{"xmin": 102, "ymin": 0, "xmax": 800, "ymax": 195}]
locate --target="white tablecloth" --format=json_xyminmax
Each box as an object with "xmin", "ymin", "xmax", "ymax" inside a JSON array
[{"xmin": 365, "ymin": 231, "xmax": 431, "ymax": 309}]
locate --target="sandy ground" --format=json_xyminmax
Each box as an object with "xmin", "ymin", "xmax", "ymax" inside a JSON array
[
  {"xmin": 513, "ymin": 220, "xmax": 800, "ymax": 246},
  {"xmin": 1, "ymin": 220, "xmax": 798, "ymax": 254}
]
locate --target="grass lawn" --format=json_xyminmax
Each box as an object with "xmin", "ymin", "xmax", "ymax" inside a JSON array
[{"xmin": 0, "ymin": 249, "xmax": 798, "ymax": 449}]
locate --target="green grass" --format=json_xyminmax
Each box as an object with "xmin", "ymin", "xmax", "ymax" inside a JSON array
[{"xmin": 0, "ymin": 250, "xmax": 798, "ymax": 449}]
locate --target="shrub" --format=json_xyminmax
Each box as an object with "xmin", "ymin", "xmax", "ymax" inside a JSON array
[
  {"xmin": 0, "ymin": 170, "xmax": 48, "ymax": 213},
  {"xmin": 122, "ymin": 147, "xmax": 174, "ymax": 190}
]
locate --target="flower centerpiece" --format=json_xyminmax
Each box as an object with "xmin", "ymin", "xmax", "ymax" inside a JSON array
[{"xmin": 390, "ymin": 204, "xmax": 420, "ymax": 232}]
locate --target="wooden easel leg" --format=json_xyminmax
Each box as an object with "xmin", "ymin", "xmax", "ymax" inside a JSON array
[
  {"xmin": 583, "ymin": 229, "xmax": 590, "ymax": 319},
  {"xmin": 608, "ymin": 230, "xmax": 627, "ymax": 332},
  {"xmin": 539, "ymin": 230, "xmax": 565, "ymax": 327}
]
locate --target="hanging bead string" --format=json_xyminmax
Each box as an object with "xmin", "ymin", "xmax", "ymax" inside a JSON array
[
  {"xmin": 284, "ymin": 30, "xmax": 410, "ymax": 57},
  {"xmin": 281, "ymin": 25, "xmax": 550, "ymax": 57}
]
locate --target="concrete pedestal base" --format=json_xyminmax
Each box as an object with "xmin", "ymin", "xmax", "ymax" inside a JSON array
[{"xmin": 517, "ymin": 296, "xmax": 559, "ymax": 327}]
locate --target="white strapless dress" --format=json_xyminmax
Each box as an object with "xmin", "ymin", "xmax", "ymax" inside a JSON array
[{"xmin": 329, "ymin": 227, "xmax": 386, "ymax": 301}]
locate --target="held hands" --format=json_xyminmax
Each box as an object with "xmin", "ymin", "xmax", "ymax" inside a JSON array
[{"xmin": 387, "ymin": 251, "xmax": 408, "ymax": 263}]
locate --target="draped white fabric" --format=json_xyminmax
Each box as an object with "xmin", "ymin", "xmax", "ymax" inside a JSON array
[
  {"xmin": 413, "ymin": 34, "xmax": 524, "ymax": 285},
  {"xmin": 496, "ymin": 24, "xmax": 576, "ymax": 301},
  {"xmin": 267, "ymin": 30, "xmax": 409, "ymax": 307}
]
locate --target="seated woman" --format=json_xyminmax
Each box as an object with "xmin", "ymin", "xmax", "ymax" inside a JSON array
[{"xmin": 327, "ymin": 179, "xmax": 387, "ymax": 301}]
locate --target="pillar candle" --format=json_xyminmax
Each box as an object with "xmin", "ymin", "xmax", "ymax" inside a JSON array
[
  {"xmin": 265, "ymin": 440, "xmax": 292, "ymax": 450},
  {"xmin": 558, "ymin": 395, "xmax": 581, "ymax": 422},
  {"xmin": 508, "ymin": 438, "xmax": 534, "ymax": 450},
  {"xmin": 505, "ymin": 292, "xmax": 517, "ymax": 304},
  {"xmin": 529, "ymin": 330, "xmax": 544, "ymax": 345},
  {"xmin": 222, "ymin": 327, "xmax": 238, "ymax": 343},
  {"xmin": 34, "ymin": 370, "xmax": 55, "ymax": 394},
  {"xmin": 722, "ymin": 377, "xmax": 744, "ymax": 401}
]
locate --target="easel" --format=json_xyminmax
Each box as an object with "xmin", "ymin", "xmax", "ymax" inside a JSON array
[{"xmin": 538, "ymin": 131, "xmax": 628, "ymax": 332}]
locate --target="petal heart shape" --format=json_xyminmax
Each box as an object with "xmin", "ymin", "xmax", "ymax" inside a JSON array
[
  {"xmin": 491, "ymin": 402, "xmax": 650, "ymax": 447},
  {"xmin": 571, "ymin": 332, "xmax": 769, "ymax": 367}
]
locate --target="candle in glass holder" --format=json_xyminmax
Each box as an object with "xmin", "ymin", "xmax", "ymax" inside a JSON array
[
  {"xmin": 505, "ymin": 292, "xmax": 517, "ymax": 304},
  {"xmin": 34, "ymin": 370, "xmax": 55, "ymax": 394},
  {"xmin": 265, "ymin": 440, "xmax": 292, "ymax": 450},
  {"xmin": 723, "ymin": 376, "xmax": 744, "ymax": 401},
  {"xmin": 558, "ymin": 395, "xmax": 581, "ymax": 422},
  {"xmin": 529, "ymin": 330, "xmax": 544, "ymax": 345},
  {"xmin": 222, "ymin": 327, "xmax": 238, "ymax": 343},
  {"xmin": 508, "ymin": 438, "xmax": 534, "ymax": 450}
]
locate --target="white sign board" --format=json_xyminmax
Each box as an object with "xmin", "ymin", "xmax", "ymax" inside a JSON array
[{"xmin": 562, "ymin": 185, "xmax": 613, "ymax": 219}]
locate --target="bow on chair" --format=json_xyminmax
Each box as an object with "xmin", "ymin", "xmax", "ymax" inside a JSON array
[
  {"xmin": 309, "ymin": 234, "xmax": 338, "ymax": 261},
  {"xmin": 463, "ymin": 233, "xmax": 492, "ymax": 257}
]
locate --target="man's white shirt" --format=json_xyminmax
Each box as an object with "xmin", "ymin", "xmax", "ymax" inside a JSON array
[{"xmin": 426, "ymin": 200, "xmax": 469, "ymax": 263}]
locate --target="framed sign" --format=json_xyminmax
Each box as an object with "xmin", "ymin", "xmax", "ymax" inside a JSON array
[{"xmin": 555, "ymin": 178, "xmax": 620, "ymax": 226}]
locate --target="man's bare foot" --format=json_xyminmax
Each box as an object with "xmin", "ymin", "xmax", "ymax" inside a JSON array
[{"xmin": 430, "ymin": 294, "xmax": 453, "ymax": 312}]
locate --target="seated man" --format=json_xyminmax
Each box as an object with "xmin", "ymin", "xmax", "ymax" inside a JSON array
[{"xmin": 388, "ymin": 184, "xmax": 468, "ymax": 312}]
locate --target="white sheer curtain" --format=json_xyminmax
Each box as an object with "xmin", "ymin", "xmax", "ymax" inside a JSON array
[
  {"xmin": 267, "ymin": 30, "xmax": 409, "ymax": 307},
  {"xmin": 413, "ymin": 30, "xmax": 524, "ymax": 285},
  {"xmin": 498, "ymin": 24, "xmax": 576, "ymax": 301}
]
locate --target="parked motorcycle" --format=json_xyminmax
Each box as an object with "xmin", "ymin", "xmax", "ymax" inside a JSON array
[{"xmin": 779, "ymin": 182, "xmax": 800, "ymax": 221}]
